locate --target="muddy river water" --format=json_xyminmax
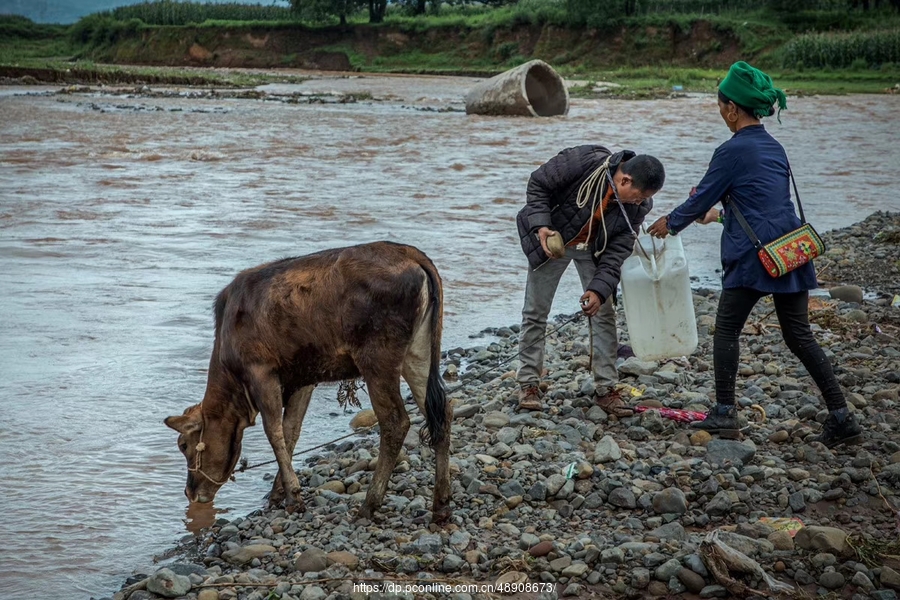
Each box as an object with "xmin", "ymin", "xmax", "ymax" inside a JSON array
[{"xmin": 0, "ymin": 72, "xmax": 898, "ymax": 599}]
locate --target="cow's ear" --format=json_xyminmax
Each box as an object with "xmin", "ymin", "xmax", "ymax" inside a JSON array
[{"xmin": 165, "ymin": 414, "xmax": 201, "ymax": 434}]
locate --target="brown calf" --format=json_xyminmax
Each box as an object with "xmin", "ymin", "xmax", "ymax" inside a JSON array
[{"xmin": 164, "ymin": 242, "xmax": 451, "ymax": 522}]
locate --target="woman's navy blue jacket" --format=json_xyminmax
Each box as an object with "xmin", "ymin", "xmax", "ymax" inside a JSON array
[{"xmin": 666, "ymin": 125, "xmax": 818, "ymax": 294}]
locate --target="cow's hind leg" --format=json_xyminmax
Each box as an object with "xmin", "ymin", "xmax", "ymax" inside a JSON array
[
  {"xmin": 269, "ymin": 385, "xmax": 314, "ymax": 507},
  {"xmin": 247, "ymin": 365, "xmax": 304, "ymax": 512},
  {"xmin": 358, "ymin": 374, "xmax": 408, "ymax": 520},
  {"xmin": 402, "ymin": 330, "xmax": 451, "ymax": 525}
]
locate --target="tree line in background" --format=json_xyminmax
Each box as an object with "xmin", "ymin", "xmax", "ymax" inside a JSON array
[{"xmin": 80, "ymin": 0, "xmax": 900, "ymax": 27}]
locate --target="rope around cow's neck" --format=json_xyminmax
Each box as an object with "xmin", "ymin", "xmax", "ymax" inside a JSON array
[
  {"xmin": 230, "ymin": 312, "xmax": 588, "ymax": 475},
  {"xmin": 189, "ymin": 428, "xmax": 235, "ymax": 487}
]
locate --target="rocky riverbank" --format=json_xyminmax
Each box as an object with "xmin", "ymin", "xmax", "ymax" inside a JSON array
[
  {"xmin": 100, "ymin": 218, "xmax": 900, "ymax": 600},
  {"xmin": 818, "ymin": 211, "xmax": 900, "ymax": 298}
]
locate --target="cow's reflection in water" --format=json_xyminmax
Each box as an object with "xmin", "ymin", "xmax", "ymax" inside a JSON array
[{"xmin": 184, "ymin": 500, "xmax": 224, "ymax": 535}]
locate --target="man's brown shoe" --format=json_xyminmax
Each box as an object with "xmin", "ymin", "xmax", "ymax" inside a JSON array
[
  {"xmin": 593, "ymin": 389, "xmax": 633, "ymax": 417},
  {"xmin": 517, "ymin": 386, "xmax": 543, "ymax": 412}
]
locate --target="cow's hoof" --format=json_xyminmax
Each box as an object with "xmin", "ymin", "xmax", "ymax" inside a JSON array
[
  {"xmin": 284, "ymin": 501, "xmax": 306, "ymax": 515},
  {"xmin": 431, "ymin": 505, "xmax": 452, "ymax": 526},
  {"xmin": 267, "ymin": 490, "xmax": 285, "ymax": 508},
  {"xmin": 356, "ymin": 505, "xmax": 374, "ymax": 521},
  {"xmin": 283, "ymin": 493, "xmax": 305, "ymax": 515}
]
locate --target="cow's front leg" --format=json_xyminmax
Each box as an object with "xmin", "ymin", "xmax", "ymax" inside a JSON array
[
  {"xmin": 249, "ymin": 367, "xmax": 305, "ymax": 513},
  {"xmin": 269, "ymin": 385, "xmax": 313, "ymax": 507}
]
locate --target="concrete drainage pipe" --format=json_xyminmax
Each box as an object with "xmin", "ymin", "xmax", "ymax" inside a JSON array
[{"xmin": 464, "ymin": 59, "xmax": 569, "ymax": 117}]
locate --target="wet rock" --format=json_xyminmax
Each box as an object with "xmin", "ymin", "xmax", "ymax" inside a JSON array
[
  {"xmin": 454, "ymin": 404, "xmax": 480, "ymax": 419},
  {"xmin": 650, "ymin": 522, "xmax": 687, "ymax": 541},
  {"xmin": 319, "ymin": 481, "xmax": 346, "ymax": 494},
  {"xmin": 845, "ymin": 309, "xmax": 868, "ymax": 322},
  {"xmin": 550, "ymin": 556, "xmax": 572, "ymax": 572},
  {"xmin": 705, "ymin": 491, "xmax": 733, "ymax": 515},
  {"xmin": 416, "ymin": 533, "xmax": 443, "ymax": 554},
  {"xmin": 442, "ymin": 554, "xmax": 466, "ymax": 572},
  {"xmin": 147, "ymin": 569, "xmax": 191, "ymax": 598},
  {"xmin": 706, "ymin": 439, "xmax": 755, "ymax": 466},
  {"xmin": 648, "ymin": 581, "xmax": 668, "ymax": 596},
  {"xmin": 619, "ymin": 358, "xmax": 659, "ymax": 377},
  {"xmin": 561, "ymin": 562, "xmax": 589, "ymax": 578},
  {"xmin": 700, "ymin": 584, "xmax": 728, "ymax": 598},
  {"xmin": 882, "ymin": 566, "xmax": 900, "ymax": 591},
  {"xmin": 829, "ymin": 285, "xmax": 864, "ymax": 304},
  {"xmin": 652, "ymin": 488, "xmax": 688, "ymax": 515},
  {"xmin": 350, "ymin": 409, "xmax": 377, "ymax": 429},
  {"xmin": 789, "ymin": 491, "xmax": 806, "ymax": 512},
  {"xmin": 294, "ymin": 548, "xmax": 328, "ymax": 573},
  {"xmin": 767, "ymin": 530, "xmax": 794, "ymax": 551},
  {"xmin": 631, "ymin": 567, "xmax": 651, "ymax": 589},
  {"xmin": 819, "ymin": 571, "xmax": 845, "ymax": 589},
  {"xmin": 690, "ymin": 430, "xmax": 712, "ymax": 446},
  {"xmin": 299, "ymin": 585, "xmax": 327, "ymax": 600},
  {"xmin": 768, "ymin": 430, "xmax": 789, "ymax": 443},
  {"xmin": 326, "ymin": 551, "xmax": 359, "ymax": 570},
  {"xmin": 601, "ymin": 547, "xmax": 625, "ymax": 563},
  {"xmin": 483, "ymin": 411, "xmax": 510, "ymax": 428},
  {"xmin": 593, "ymin": 435, "xmax": 622, "ymax": 463},
  {"xmin": 223, "ymin": 545, "xmax": 276, "ymax": 566},
  {"xmin": 852, "ymin": 571, "xmax": 875, "ymax": 592},
  {"xmin": 794, "ymin": 526, "xmax": 852, "ymax": 557},
  {"xmin": 678, "ymin": 568, "xmax": 706, "ymax": 593},
  {"xmin": 655, "ymin": 559, "xmax": 682, "ymax": 582},
  {"xmin": 607, "ymin": 487, "xmax": 636, "ymax": 509},
  {"xmin": 529, "ymin": 541, "xmax": 554, "ymax": 558}
]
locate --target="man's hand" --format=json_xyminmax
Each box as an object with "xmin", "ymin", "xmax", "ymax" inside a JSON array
[
  {"xmin": 537, "ymin": 227, "xmax": 553, "ymax": 257},
  {"xmin": 696, "ymin": 207, "xmax": 720, "ymax": 225},
  {"xmin": 580, "ymin": 291, "xmax": 602, "ymax": 316},
  {"xmin": 647, "ymin": 216, "xmax": 670, "ymax": 238}
]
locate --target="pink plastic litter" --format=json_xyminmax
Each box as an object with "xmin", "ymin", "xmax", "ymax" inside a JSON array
[{"xmin": 633, "ymin": 406, "xmax": 708, "ymax": 423}]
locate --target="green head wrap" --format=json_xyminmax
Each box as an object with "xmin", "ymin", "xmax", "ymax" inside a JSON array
[{"xmin": 718, "ymin": 61, "xmax": 787, "ymax": 123}]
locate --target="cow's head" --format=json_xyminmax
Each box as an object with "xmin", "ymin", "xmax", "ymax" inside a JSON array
[{"xmin": 165, "ymin": 404, "xmax": 245, "ymax": 504}]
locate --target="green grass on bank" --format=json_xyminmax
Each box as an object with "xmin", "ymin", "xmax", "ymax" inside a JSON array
[
  {"xmin": 1, "ymin": 52, "xmax": 896, "ymax": 96},
  {"xmin": 567, "ymin": 65, "xmax": 900, "ymax": 98}
]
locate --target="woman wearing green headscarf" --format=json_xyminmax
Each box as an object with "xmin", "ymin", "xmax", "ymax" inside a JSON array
[{"xmin": 647, "ymin": 61, "xmax": 862, "ymax": 449}]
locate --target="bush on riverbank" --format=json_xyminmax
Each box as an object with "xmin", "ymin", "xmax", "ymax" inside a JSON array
[{"xmin": 783, "ymin": 28, "xmax": 900, "ymax": 69}]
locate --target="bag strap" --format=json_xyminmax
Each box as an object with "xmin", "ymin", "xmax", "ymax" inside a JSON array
[
  {"xmin": 724, "ymin": 196, "xmax": 763, "ymax": 250},
  {"xmin": 724, "ymin": 158, "xmax": 806, "ymax": 248},
  {"xmin": 787, "ymin": 164, "xmax": 806, "ymax": 224}
]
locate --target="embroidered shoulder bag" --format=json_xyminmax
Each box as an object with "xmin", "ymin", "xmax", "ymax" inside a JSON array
[{"xmin": 725, "ymin": 166, "xmax": 825, "ymax": 278}]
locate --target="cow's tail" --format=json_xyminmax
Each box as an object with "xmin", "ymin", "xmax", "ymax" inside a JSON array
[{"xmin": 418, "ymin": 255, "xmax": 448, "ymax": 449}]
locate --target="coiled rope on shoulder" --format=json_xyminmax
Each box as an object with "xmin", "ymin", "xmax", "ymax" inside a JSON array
[{"xmin": 575, "ymin": 157, "xmax": 611, "ymax": 255}]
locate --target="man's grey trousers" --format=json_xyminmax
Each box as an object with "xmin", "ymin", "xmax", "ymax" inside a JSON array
[{"xmin": 517, "ymin": 246, "xmax": 618, "ymax": 394}]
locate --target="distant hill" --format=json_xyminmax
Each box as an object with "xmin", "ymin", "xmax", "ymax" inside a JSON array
[{"xmin": 0, "ymin": 0, "xmax": 289, "ymax": 24}]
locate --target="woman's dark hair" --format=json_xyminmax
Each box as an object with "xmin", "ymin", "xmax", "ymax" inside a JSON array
[
  {"xmin": 718, "ymin": 90, "xmax": 774, "ymax": 118},
  {"xmin": 620, "ymin": 154, "xmax": 665, "ymax": 193}
]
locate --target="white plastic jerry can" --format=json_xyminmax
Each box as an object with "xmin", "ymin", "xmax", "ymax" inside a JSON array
[{"xmin": 620, "ymin": 234, "xmax": 698, "ymax": 361}]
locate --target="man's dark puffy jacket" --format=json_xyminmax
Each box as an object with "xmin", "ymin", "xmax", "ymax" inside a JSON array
[{"xmin": 516, "ymin": 145, "xmax": 653, "ymax": 303}]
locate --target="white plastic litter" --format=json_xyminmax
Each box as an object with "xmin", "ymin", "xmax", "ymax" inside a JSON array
[{"xmin": 700, "ymin": 529, "xmax": 795, "ymax": 598}]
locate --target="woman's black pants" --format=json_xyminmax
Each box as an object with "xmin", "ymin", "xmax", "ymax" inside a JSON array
[{"xmin": 714, "ymin": 288, "xmax": 846, "ymax": 411}]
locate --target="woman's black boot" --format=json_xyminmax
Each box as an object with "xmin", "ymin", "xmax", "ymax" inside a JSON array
[
  {"xmin": 691, "ymin": 403, "xmax": 741, "ymax": 439},
  {"xmin": 813, "ymin": 408, "xmax": 862, "ymax": 449}
]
